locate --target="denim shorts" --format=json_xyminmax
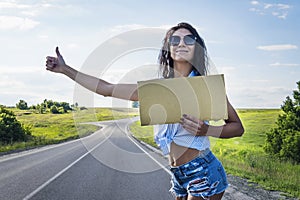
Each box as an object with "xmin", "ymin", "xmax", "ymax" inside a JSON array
[{"xmin": 169, "ymin": 149, "xmax": 228, "ymax": 199}]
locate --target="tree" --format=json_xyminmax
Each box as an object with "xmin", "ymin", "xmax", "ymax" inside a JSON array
[
  {"xmin": 50, "ymin": 105, "xmax": 59, "ymax": 114},
  {"xmin": 264, "ymin": 81, "xmax": 300, "ymax": 163},
  {"xmin": 16, "ymin": 100, "xmax": 28, "ymax": 110},
  {"xmin": 0, "ymin": 105, "xmax": 32, "ymax": 144},
  {"xmin": 59, "ymin": 102, "xmax": 72, "ymax": 112},
  {"xmin": 132, "ymin": 101, "xmax": 139, "ymax": 108},
  {"xmin": 36, "ymin": 103, "xmax": 46, "ymax": 114},
  {"xmin": 45, "ymin": 99, "xmax": 54, "ymax": 108}
]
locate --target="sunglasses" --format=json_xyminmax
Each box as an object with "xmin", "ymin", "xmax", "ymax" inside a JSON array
[{"xmin": 169, "ymin": 34, "xmax": 197, "ymax": 46}]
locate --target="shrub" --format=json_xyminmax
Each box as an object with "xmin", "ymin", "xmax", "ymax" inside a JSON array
[
  {"xmin": 0, "ymin": 105, "xmax": 32, "ymax": 144},
  {"xmin": 50, "ymin": 105, "xmax": 59, "ymax": 114},
  {"xmin": 264, "ymin": 81, "xmax": 300, "ymax": 163},
  {"xmin": 16, "ymin": 99, "xmax": 28, "ymax": 110}
]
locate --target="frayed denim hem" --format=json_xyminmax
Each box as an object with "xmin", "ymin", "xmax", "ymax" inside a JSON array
[{"xmin": 169, "ymin": 188, "xmax": 187, "ymax": 198}]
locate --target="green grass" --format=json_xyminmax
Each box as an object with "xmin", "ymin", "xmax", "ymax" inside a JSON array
[
  {"xmin": 130, "ymin": 109, "xmax": 300, "ymax": 198},
  {"xmin": 129, "ymin": 120, "xmax": 158, "ymax": 148},
  {"xmin": 1, "ymin": 107, "xmax": 139, "ymax": 153}
]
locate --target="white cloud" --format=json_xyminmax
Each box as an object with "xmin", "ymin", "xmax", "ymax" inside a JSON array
[
  {"xmin": 277, "ymin": 12, "xmax": 288, "ymax": 19},
  {"xmin": 0, "ymin": 1, "xmax": 85, "ymax": 19},
  {"xmin": 0, "ymin": 1, "xmax": 31, "ymax": 9},
  {"xmin": 0, "ymin": 1, "xmax": 45, "ymax": 17},
  {"xmin": 0, "ymin": 15, "xmax": 39, "ymax": 30},
  {"xmin": 231, "ymin": 86, "xmax": 291, "ymax": 108},
  {"xmin": 264, "ymin": 3, "xmax": 273, "ymax": 9},
  {"xmin": 249, "ymin": 2, "xmax": 292, "ymax": 19},
  {"xmin": 277, "ymin": 4, "xmax": 291, "ymax": 10},
  {"xmin": 250, "ymin": 1, "xmax": 259, "ymax": 5},
  {"xmin": 0, "ymin": 66, "xmax": 43, "ymax": 75},
  {"xmin": 257, "ymin": 44, "xmax": 298, "ymax": 51},
  {"xmin": 270, "ymin": 62, "xmax": 299, "ymax": 67}
]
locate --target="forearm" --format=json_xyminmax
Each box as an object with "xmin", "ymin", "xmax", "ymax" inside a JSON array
[
  {"xmin": 206, "ymin": 100, "xmax": 244, "ymax": 138},
  {"xmin": 180, "ymin": 100, "xmax": 244, "ymax": 138},
  {"xmin": 206, "ymin": 121, "xmax": 244, "ymax": 138},
  {"xmin": 62, "ymin": 65, "xmax": 111, "ymax": 96},
  {"xmin": 61, "ymin": 65, "xmax": 138, "ymax": 101}
]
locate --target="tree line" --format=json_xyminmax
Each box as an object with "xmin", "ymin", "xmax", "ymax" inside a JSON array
[{"xmin": 16, "ymin": 99, "xmax": 77, "ymax": 114}]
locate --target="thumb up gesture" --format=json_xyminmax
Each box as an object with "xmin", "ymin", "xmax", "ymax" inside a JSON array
[{"xmin": 45, "ymin": 47, "xmax": 66, "ymax": 73}]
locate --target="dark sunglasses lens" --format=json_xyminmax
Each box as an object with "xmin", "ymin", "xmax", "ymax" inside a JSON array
[
  {"xmin": 184, "ymin": 35, "xmax": 196, "ymax": 45},
  {"xmin": 169, "ymin": 36, "xmax": 180, "ymax": 46}
]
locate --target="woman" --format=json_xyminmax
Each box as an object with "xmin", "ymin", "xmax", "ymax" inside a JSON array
[{"xmin": 46, "ymin": 22, "xmax": 244, "ymax": 200}]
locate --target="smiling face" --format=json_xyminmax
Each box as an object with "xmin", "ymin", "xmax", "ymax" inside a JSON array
[
  {"xmin": 169, "ymin": 28, "xmax": 196, "ymax": 63},
  {"xmin": 159, "ymin": 22, "xmax": 208, "ymax": 78}
]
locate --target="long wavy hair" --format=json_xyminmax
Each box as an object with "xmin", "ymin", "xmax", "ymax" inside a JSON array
[{"xmin": 158, "ymin": 22, "xmax": 208, "ymax": 78}]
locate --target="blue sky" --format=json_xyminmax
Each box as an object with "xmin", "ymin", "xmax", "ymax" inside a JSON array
[{"xmin": 0, "ymin": 0, "xmax": 299, "ymax": 108}]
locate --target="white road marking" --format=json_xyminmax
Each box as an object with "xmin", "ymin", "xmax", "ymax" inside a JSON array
[
  {"xmin": 0, "ymin": 139, "xmax": 79, "ymax": 163},
  {"xmin": 23, "ymin": 119, "xmax": 172, "ymax": 200},
  {"xmin": 23, "ymin": 126, "xmax": 109, "ymax": 200},
  {"xmin": 125, "ymin": 122, "xmax": 172, "ymax": 176}
]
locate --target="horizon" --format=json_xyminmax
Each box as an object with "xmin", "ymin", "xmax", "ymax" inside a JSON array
[{"xmin": 2, "ymin": 101, "xmax": 284, "ymax": 110}]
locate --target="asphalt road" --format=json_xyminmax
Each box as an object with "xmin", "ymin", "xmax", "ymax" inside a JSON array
[
  {"xmin": 1, "ymin": 118, "xmax": 297, "ymax": 200},
  {"xmin": 0, "ymin": 118, "xmax": 173, "ymax": 200}
]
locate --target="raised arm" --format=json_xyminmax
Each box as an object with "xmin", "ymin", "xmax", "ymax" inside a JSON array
[{"xmin": 45, "ymin": 47, "xmax": 138, "ymax": 101}]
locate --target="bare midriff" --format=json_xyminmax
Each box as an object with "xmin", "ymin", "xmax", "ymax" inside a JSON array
[{"xmin": 169, "ymin": 142, "xmax": 203, "ymax": 167}]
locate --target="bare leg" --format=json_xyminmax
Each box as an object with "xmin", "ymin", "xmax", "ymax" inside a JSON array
[
  {"xmin": 209, "ymin": 191, "xmax": 225, "ymax": 200},
  {"xmin": 187, "ymin": 195, "xmax": 205, "ymax": 200},
  {"xmin": 176, "ymin": 196, "xmax": 188, "ymax": 200},
  {"xmin": 187, "ymin": 191, "xmax": 225, "ymax": 200}
]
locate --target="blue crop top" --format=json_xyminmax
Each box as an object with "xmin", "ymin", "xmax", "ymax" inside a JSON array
[{"xmin": 154, "ymin": 123, "xmax": 210, "ymax": 155}]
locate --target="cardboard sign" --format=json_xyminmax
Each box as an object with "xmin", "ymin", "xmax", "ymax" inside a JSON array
[{"xmin": 137, "ymin": 74, "xmax": 228, "ymax": 126}]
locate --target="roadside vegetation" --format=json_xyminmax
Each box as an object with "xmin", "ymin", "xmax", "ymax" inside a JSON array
[
  {"xmin": 131, "ymin": 81, "xmax": 300, "ymax": 198},
  {"xmin": 130, "ymin": 81, "xmax": 300, "ymax": 199},
  {"xmin": 0, "ymin": 99, "xmax": 138, "ymax": 154},
  {"xmin": 130, "ymin": 109, "xmax": 300, "ymax": 198}
]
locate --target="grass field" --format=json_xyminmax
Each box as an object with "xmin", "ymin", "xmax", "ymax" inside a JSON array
[
  {"xmin": 130, "ymin": 109, "xmax": 300, "ymax": 198},
  {"xmin": 1, "ymin": 107, "xmax": 138, "ymax": 153}
]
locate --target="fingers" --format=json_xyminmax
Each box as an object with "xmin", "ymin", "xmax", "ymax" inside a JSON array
[
  {"xmin": 180, "ymin": 114, "xmax": 206, "ymax": 136},
  {"xmin": 180, "ymin": 114, "xmax": 203, "ymax": 127},
  {"xmin": 45, "ymin": 56, "xmax": 57, "ymax": 69},
  {"xmin": 182, "ymin": 114, "xmax": 199, "ymax": 124}
]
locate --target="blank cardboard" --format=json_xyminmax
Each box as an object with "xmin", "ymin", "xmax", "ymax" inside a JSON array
[{"xmin": 137, "ymin": 74, "xmax": 228, "ymax": 126}]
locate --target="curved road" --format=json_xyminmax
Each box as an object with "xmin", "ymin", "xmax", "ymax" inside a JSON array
[
  {"xmin": 0, "ymin": 118, "xmax": 173, "ymax": 200},
  {"xmin": 0, "ymin": 118, "xmax": 297, "ymax": 200}
]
